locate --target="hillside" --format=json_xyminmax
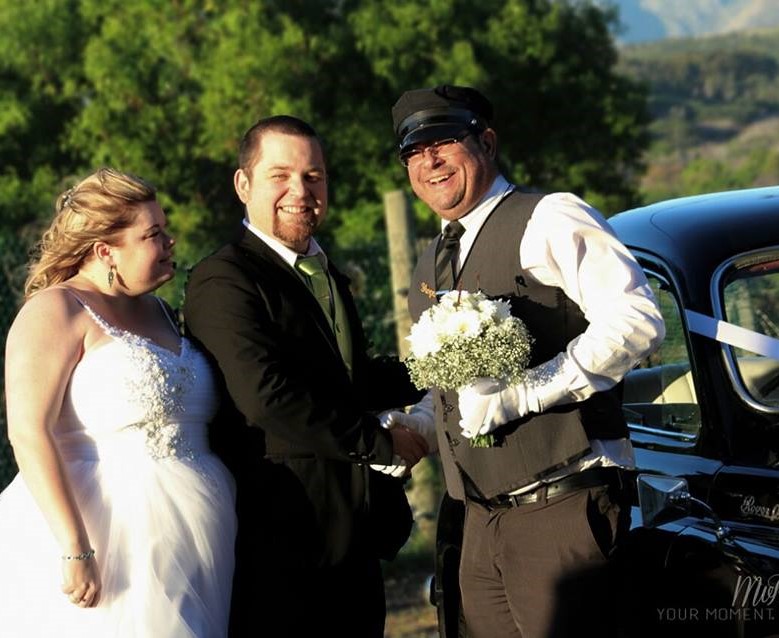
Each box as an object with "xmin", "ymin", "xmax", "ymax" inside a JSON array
[
  {"xmin": 601, "ymin": 0, "xmax": 779, "ymax": 43},
  {"xmin": 617, "ymin": 27, "xmax": 779, "ymax": 202}
]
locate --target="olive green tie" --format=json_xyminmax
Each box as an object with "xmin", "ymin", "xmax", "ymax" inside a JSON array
[{"xmin": 296, "ymin": 255, "xmax": 352, "ymax": 374}]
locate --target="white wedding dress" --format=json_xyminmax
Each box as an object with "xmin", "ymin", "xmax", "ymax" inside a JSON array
[{"xmin": 0, "ymin": 298, "xmax": 237, "ymax": 637}]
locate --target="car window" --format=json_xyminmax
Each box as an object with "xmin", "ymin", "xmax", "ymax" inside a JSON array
[
  {"xmin": 721, "ymin": 254, "xmax": 779, "ymax": 409},
  {"xmin": 623, "ymin": 272, "xmax": 701, "ymax": 441}
]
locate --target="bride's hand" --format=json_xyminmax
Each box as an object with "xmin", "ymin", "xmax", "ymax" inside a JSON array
[{"xmin": 61, "ymin": 553, "xmax": 101, "ymax": 608}]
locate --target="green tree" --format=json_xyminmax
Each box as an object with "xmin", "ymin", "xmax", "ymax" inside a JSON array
[
  {"xmin": 0, "ymin": 0, "xmax": 649, "ymax": 273},
  {"xmin": 0, "ymin": 0, "xmax": 84, "ymax": 232},
  {"xmin": 350, "ymin": 0, "xmax": 649, "ymax": 219}
]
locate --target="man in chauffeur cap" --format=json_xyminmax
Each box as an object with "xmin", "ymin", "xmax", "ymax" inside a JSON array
[{"xmin": 384, "ymin": 85, "xmax": 665, "ymax": 637}]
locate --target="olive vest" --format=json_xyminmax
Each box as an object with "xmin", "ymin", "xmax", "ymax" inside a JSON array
[{"xmin": 408, "ymin": 190, "xmax": 627, "ymax": 500}]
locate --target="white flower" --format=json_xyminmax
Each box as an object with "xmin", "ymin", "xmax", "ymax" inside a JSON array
[
  {"xmin": 480, "ymin": 297, "xmax": 511, "ymax": 322},
  {"xmin": 407, "ymin": 314, "xmax": 443, "ymax": 357},
  {"xmin": 438, "ymin": 289, "xmax": 472, "ymax": 311},
  {"xmin": 441, "ymin": 308, "xmax": 483, "ymax": 339}
]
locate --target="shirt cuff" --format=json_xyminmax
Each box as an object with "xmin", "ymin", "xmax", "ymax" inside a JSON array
[{"xmin": 525, "ymin": 352, "xmax": 578, "ymax": 411}]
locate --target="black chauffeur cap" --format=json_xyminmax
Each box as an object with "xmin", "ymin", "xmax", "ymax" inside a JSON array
[{"xmin": 391, "ymin": 85, "xmax": 493, "ymax": 154}]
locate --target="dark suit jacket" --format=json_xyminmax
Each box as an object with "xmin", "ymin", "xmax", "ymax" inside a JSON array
[{"xmin": 184, "ymin": 226, "xmax": 421, "ymax": 569}]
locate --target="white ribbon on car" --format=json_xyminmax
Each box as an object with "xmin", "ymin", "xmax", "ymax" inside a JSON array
[{"xmin": 686, "ymin": 310, "xmax": 779, "ymax": 359}]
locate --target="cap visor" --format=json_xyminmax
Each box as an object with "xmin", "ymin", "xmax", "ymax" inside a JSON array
[{"xmin": 399, "ymin": 123, "xmax": 469, "ymax": 153}]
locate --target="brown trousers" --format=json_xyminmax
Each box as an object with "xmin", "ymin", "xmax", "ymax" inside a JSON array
[{"xmin": 459, "ymin": 483, "xmax": 630, "ymax": 638}]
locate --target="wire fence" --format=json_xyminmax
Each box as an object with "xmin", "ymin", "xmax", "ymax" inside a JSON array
[{"xmin": 0, "ymin": 237, "xmax": 404, "ymax": 491}]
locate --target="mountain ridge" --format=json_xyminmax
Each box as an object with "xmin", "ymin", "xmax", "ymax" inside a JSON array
[
  {"xmin": 615, "ymin": 26, "xmax": 779, "ymax": 203},
  {"xmin": 599, "ymin": 0, "xmax": 779, "ymax": 42}
]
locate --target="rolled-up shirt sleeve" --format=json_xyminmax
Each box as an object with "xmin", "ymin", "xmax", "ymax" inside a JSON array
[{"xmin": 520, "ymin": 192, "xmax": 665, "ymax": 410}]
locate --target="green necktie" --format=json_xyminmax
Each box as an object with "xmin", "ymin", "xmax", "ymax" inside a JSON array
[{"xmin": 296, "ymin": 255, "xmax": 352, "ymax": 374}]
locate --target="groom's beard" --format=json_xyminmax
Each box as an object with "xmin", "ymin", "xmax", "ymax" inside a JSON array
[{"xmin": 273, "ymin": 208, "xmax": 322, "ymax": 248}]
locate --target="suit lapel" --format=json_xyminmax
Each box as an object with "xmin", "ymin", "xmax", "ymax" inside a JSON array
[
  {"xmin": 328, "ymin": 264, "xmax": 363, "ymax": 360},
  {"xmin": 237, "ymin": 228, "xmax": 346, "ymax": 366}
]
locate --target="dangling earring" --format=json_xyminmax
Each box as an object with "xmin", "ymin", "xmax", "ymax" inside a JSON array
[{"xmin": 107, "ymin": 266, "xmax": 115, "ymax": 288}]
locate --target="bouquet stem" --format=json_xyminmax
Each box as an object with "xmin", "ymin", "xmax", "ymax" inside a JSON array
[{"xmin": 470, "ymin": 434, "xmax": 495, "ymax": 448}]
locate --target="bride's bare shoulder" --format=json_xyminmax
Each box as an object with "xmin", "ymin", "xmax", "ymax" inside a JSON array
[{"xmin": 7, "ymin": 286, "xmax": 88, "ymax": 346}]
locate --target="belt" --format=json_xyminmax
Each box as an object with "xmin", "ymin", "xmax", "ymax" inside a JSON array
[{"xmin": 468, "ymin": 467, "xmax": 624, "ymax": 510}]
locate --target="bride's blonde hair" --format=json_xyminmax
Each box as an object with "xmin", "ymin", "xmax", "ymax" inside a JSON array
[{"xmin": 24, "ymin": 168, "xmax": 157, "ymax": 299}]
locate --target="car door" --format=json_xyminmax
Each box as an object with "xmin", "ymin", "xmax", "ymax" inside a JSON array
[{"xmin": 621, "ymin": 252, "xmax": 779, "ymax": 638}]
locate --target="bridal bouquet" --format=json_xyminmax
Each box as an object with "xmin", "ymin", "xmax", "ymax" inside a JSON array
[{"xmin": 405, "ymin": 289, "xmax": 533, "ymax": 447}]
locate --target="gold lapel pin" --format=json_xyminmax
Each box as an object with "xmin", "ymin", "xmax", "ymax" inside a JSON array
[{"xmin": 420, "ymin": 282, "xmax": 437, "ymax": 300}]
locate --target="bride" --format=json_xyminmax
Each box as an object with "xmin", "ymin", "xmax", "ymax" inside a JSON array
[{"xmin": 0, "ymin": 168, "xmax": 236, "ymax": 636}]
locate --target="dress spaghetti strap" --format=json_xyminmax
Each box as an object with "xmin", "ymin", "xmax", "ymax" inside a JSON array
[
  {"xmin": 154, "ymin": 296, "xmax": 181, "ymax": 337},
  {"xmin": 60, "ymin": 286, "xmax": 88, "ymax": 308},
  {"xmin": 59, "ymin": 287, "xmax": 182, "ymax": 353},
  {"xmin": 59, "ymin": 287, "xmax": 116, "ymax": 337}
]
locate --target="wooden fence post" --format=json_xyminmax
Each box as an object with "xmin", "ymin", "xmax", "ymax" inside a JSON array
[
  {"xmin": 383, "ymin": 190, "xmax": 440, "ymax": 552},
  {"xmin": 383, "ymin": 190, "xmax": 415, "ymax": 358}
]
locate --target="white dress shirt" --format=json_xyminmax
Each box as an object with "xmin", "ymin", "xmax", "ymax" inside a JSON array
[
  {"xmin": 242, "ymin": 218, "xmax": 326, "ymax": 267},
  {"xmin": 422, "ymin": 175, "xmax": 665, "ymax": 482}
]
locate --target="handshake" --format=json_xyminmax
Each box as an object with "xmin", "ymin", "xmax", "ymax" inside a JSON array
[
  {"xmin": 370, "ymin": 399, "xmax": 437, "ymax": 478},
  {"xmin": 370, "ymin": 376, "xmax": 544, "ymax": 476}
]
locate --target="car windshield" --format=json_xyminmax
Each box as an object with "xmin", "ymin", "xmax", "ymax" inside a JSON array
[{"xmin": 721, "ymin": 253, "xmax": 779, "ymax": 408}]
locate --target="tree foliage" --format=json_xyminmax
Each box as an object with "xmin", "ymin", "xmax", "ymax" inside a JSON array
[
  {"xmin": 0, "ymin": 0, "xmax": 84, "ymax": 230},
  {"xmin": 0, "ymin": 0, "xmax": 649, "ymax": 262}
]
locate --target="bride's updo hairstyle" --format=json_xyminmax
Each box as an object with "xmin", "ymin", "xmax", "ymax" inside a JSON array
[{"xmin": 24, "ymin": 168, "xmax": 156, "ymax": 299}]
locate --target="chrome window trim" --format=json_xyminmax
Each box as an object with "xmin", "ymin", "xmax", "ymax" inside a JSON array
[
  {"xmin": 624, "ymin": 250, "xmax": 702, "ymax": 442},
  {"xmin": 628, "ymin": 423, "xmax": 698, "ymax": 443},
  {"xmin": 711, "ymin": 246, "xmax": 779, "ymax": 414}
]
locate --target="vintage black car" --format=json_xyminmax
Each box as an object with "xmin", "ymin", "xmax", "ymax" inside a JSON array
[{"xmin": 431, "ymin": 186, "xmax": 779, "ymax": 638}]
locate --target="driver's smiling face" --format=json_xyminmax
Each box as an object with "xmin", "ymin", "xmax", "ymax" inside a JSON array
[{"xmin": 406, "ymin": 129, "xmax": 498, "ymax": 221}]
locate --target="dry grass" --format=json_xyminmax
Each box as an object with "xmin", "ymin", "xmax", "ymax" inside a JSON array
[
  {"xmin": 385, "ymin": 604, "xmax": 439, "ymax": 638},
  {"xmin": 384, "ymin": 563, "xmax": 439, "ymax": 638}
]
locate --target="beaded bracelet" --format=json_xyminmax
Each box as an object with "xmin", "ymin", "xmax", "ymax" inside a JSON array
[{"xmin": 62, "ymin": 549, "xmax": 95, "ymax": 561}]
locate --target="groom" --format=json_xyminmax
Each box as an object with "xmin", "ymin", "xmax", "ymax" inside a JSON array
[{"xmin": 184, "ymin": 115, "xmax": 427, "ymax": 637}]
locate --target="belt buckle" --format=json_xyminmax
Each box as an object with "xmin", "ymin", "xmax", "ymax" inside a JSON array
[
  {"xmin": 526, "ymin": 485, "xmax": 546, "ymax": 504},
  {"xmin": 509, "ymin": 488, "xmax": 541, "ymax": 506},
  {"xmin": 485, "ymin": 485, "xmax": 545, "ymax": 509}
]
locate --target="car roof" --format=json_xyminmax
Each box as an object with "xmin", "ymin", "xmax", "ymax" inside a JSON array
[{"xmin": 610, "ymin": 186, "xmax": 779, "ymax": 300}]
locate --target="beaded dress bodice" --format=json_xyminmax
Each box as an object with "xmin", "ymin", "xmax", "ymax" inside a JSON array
[{"xmin": 55, "ymin": 301, "xmax": 219, "ymax": 463}]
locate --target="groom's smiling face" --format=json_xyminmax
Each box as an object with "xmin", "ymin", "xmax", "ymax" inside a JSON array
[{"xmin": 234, "ymin": 130, "xmax": 328, "ymax": 254}]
